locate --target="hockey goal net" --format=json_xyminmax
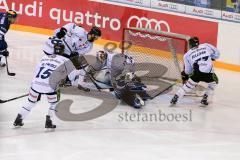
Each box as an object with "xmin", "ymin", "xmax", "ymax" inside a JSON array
[{"xmin": 122, "ymin": 28, "xmax": 190, "ymax": 83}]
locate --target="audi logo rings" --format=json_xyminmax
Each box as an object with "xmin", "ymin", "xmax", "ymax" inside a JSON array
[{"xmin": 127, "ymin": 16, "xmax": 171, "ymax": 32}]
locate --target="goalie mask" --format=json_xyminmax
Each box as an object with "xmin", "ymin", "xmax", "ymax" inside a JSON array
[
  {"xmin": 125, "ymin": 72, "xmax": 135, "ymax": 81},
  {"xmin": 96, "ymin": 50, "xmax": 108, "ymax": 63}
]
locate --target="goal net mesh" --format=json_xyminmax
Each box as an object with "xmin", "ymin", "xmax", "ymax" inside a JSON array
[{"xmin": 122, "ymin": 28, "xmax": 190, "ymax": 97}]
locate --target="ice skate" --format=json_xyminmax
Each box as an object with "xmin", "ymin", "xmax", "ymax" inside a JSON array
[
  {"xmin": 170, "ymin": 95, "xmax": 179, "ymax": 105},
  {"xmin": 13, "ymin": 114, "xmax": 24, "ymax": 127},
  {"xmin": 45, "ymin": 115, "xmax": 56, "ymax": 129},
  {"xmin": 200, "ymin": 94, "xmax": 209, "ymax": 106},
  {"xmin": 0, "ymin": 62, "xmax": 6, "ymax": 68}
]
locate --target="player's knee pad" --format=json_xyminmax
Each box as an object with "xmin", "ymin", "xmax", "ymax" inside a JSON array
[
  {"xmin": 208, "ymin": 82, "xmax": 217, "ymax": 91},
  {"xmin": 182, "ymin": 79, "xmax": 197, "ymax": 92},
  {"xmin": 28, "ymin": 88, "xmax": 41, "ymax": 103},
  {"xmin": 47, "ymin": 92, "xmax": 60, "ymax": 103}
]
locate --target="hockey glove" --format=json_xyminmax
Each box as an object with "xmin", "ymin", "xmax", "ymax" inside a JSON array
[
  {"xmin": 0, "ymin": 50, "xmax": 9, "ymax": 57},
  {"xmin": 69, "ymin": 52, "xmax": 78, "ymax": 58},
  {"xmin": 181, "ymin": 71, "xmax": 189, "ymax": 84},
  {"xmin": 57, "ymin": 89, "xmax": 61, "ymax": 101},
  {"xmin": 56, "ymin": 27, "xmax": 67, "ymax": 39}
]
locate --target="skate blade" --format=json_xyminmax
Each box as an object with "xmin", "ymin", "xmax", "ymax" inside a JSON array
[
  {"xmin": 199, "ymin": 103, "xmax": 208, "ymax": 107},
  {"xmin": 12, "ymin": 126, "xmax": 23, "ymax": 129},
  {"xmin": 169, "ymin": 103, "xmax": 177, "ymax": 107},
  {"xmin": 45, "ymin": 128, "xmax": 56, "ymax": 132}
]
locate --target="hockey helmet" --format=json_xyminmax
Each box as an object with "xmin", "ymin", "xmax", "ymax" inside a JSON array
[
  {"xmin": 7, "ymin": 10, "xmax": 18, "ymax": 19},
  {"xmin": 89, "ymin": 26, "xmax": 102, "ymax": 37},
  {"xmin": 125, "ymin": 72, "xmax": 135, "ymax": 81},
  {"xmin": 189, "ymin": 37, "xmax": 199, "ymax": 48},
  {"xmin": 54, "ymin": 43, "xmax": 65, "ymax": 55}
]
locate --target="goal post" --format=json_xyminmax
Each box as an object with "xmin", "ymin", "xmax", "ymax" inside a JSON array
[{"xmin": 122, "ymin": 27, "xmax": 191, "ymax": 82}]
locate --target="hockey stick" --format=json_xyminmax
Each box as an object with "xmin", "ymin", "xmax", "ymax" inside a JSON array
[
  {"xmin": 82, "ymin": 65, "xmax": 106, "ymax": 92},
  {"xmin": 150, "ymin": 82, "xmax": 177, "ymax": 99},
  {"xmin": 5, "ymin": 57, "xmax": 16, "ymax": 76},
  {"xmin": 87, "ymin": 72, "xmax": 102, "ymax": 91},
  {"xmin": 86, "ymin": 70, "xmax": 115, "ymax": 91},
  {"xmin": 0, "ymin": 94, "xmax": 28, "ymax": 104}
]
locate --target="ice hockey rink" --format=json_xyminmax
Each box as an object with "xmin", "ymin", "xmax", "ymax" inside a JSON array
[{"xmin": 0, "ymin": 30, "xmax": 240, "ymax": 160}]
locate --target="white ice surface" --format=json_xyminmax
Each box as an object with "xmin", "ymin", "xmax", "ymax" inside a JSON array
[{"xmin": 0, "ymin": 31, "xmax": 240, "ymax": 160}]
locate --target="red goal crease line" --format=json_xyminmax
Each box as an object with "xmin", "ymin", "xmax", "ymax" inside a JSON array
[{"xmin": 10, "ymin": 24, "xmax": 240, "ymax": 72}]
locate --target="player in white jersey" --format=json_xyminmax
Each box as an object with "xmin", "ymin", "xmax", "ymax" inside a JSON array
[
  {"xmin": 43, "ymin": 23, "xmax": 101, "ymax": 89},
  {"xmin": 43, "ymin": 23, "xmax": 101, "ymax": 65},
  {"xmin": 170, "ymin": 37, "xmax": 220, "ymax": 106},
  {"xmin": 13, "ymin": 43, "xmax": 84, "ymax": 129},
  {"xmin": 53, "ymin": 23, "xmax": 101, "ymax": 57}
]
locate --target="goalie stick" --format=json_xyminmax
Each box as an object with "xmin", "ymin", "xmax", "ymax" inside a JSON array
[
  {"xmin": 150, "ymin": 82, "xmax": 177, "ymax": 99},
  {"xmin": 6, "ymin": 57, "xmax": 16, "ymax": 76},
  {"xmin": 0, "ymin": 94, "xmax": 28, "ymax": 104},
  {"xmin": 82, "ymin": 65, "xmax": 114, "ymax": 92}
]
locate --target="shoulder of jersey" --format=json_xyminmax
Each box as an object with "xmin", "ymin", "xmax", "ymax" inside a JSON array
[
  {"xmin": 58, "ymin": 54, "xmax": 70, "ymax": 62},
  {"xmin": 72, "ymin": 26, "xmax": 87, "ymax": 35},
  {"xmin": 184, "ymin": 49, "xmax": 192, "ymax": 57}
]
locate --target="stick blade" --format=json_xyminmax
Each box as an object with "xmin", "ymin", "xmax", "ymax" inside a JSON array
[
  {"xmin": 8, "ymin": 73, "xmax": 16, "ymax": 76},
  {"xmin": 0, "ymin": 99, "xmax": 6, "ymax": 103}
]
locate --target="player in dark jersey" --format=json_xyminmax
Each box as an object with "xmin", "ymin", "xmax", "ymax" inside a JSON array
[{"xmin": 0, "ymin": 10, "xmax": 17, "ymax": 67}]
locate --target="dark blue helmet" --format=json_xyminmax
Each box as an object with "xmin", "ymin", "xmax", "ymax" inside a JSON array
[
  {"xmin": 89, "ymin": 26, "xmax": 101, "ymax": 37},
  {"xmin": 54, "ymin": 43, "xmax": 65, "ymax": 55},
  {"xmin": 189, "ymin": 37, "xmax": 199, "ymax": 48}
]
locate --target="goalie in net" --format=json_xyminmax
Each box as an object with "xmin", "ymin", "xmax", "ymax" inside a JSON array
[{"xmin": 85, "ymin": 50, "xmax": 151, "ymax": 109}]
